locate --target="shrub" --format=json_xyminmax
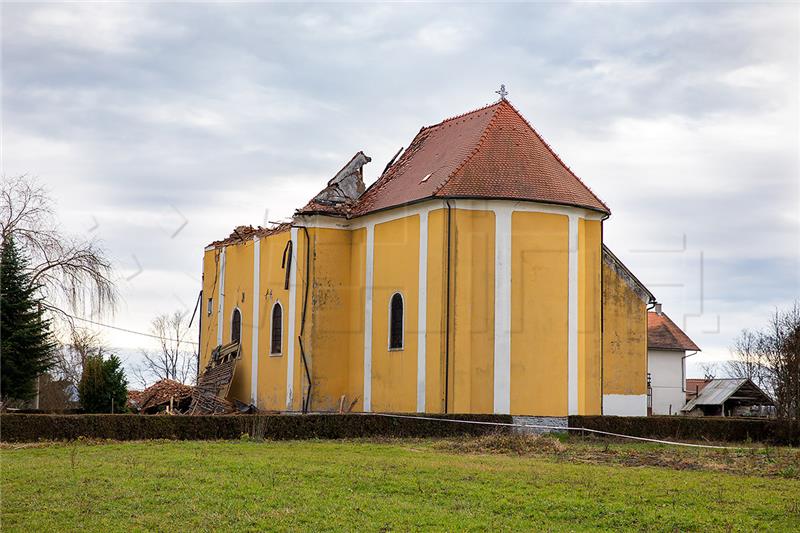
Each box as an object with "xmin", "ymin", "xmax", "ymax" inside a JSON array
[
  {"xmin": 569, "ymin": 416, "xmax": 799, "ymax": 446},
  {"xmin": 0, "ymin": 413, "xmax": 513, "ymax": 443}
]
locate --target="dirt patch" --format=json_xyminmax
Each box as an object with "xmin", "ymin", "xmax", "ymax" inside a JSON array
[
  {"xmin": 431, "ymin": 433, "xmax": 800, "ymax": 479},
  {"xmin": 432, "ymin": 432, "xmax": 567, "ymax": 456}
]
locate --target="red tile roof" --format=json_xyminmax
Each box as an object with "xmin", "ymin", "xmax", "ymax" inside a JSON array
[
  {"xmin": 351, "ymin": 99, "xmax": 609, "ymax": 217},
  {"xmin": 648, "ymin": 312, "xmax": 701, "ymax": 351}
]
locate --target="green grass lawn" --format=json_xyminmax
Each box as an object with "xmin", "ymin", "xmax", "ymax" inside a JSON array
[{"xmin": 2, "ymin": 436, "xmax": 798, "ymax": 532}]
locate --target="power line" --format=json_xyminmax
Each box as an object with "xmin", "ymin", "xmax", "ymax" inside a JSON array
[{"xmin": 64, "ymin": 313, "xmax": 199, "ymax": 346}]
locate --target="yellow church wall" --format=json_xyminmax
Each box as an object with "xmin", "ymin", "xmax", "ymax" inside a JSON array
[
  {"xmin": 347, "ymin": 228, "xmax": 366, "ymax": 412},
  {"xmin": 578, "ymin": 219, "xmax": 602, "ymax": 415},
  {"xmin": 220, "ymin": 240, "xmax": 254, "ymax": 405},
  {"xmin": 371, "ymin": 214, "xmax": 420, "ymax": 412},
  {"xmin": 449, "ymin": 209, "xmax": 495, "ymax": 414},
  {"xmin": 602, "ymin": 262, "xmax": 648, "ymax": 396},
  {"xmin": 509, "ymin": 212, "xmax": 569, "ymax": 416},
  {"xmin": 199, "ymin": 249, "xmax": 220, "ymax": 370},
  {"xmin": 425, "ymin": 209, "xmax": 446, "ymax": 413},
  {"xmin": 305, "ymin": 227, "xmax": 356, "ymax": 411},
  {"xmin": 255, "ymin": 230, "xmax": 292, "ymax": 411}
]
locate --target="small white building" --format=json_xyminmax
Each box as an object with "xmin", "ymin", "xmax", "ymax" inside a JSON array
[{"xmin": 647, "ymin": 309, "xmax": 700, "ymax": 415}]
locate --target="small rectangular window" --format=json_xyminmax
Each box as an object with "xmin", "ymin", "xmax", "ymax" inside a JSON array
[{"xmin": 207, "ymin": 298, "xmax": 213, "ymax": 316}]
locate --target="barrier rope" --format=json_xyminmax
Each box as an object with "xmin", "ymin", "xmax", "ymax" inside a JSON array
[{"xmin": 365, "ymin": 412, "xmax": 751, "ymax": 450}]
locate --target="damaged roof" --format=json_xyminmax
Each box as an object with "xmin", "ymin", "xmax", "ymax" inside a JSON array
[
  {"xmin": 212, "ymin": 97, "xmax": 610, "ymax": 244},
  {"xmin": 350, "ymin": 99, "xmax": 609, "ymax": 217},
  {"xmin": 298, "ymin": 151, "xmax": 371, "ymax": 216},
  {"xmin": 133, "ymin": 379, "xmax": 194, "ymax": 412},
  {"xmin": 648, "ymin": 312, "xmax": 701, "ymax": 352},
  {"xmin": 208, "ymin": 223, "xmax": 290, "ymax": 248}
]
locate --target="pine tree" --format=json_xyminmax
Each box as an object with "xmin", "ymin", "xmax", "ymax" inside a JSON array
[
  {"xmin": 78, "ymin": 352, "xmax": 128, "ymax": 413},
  {"xmin": 1, "ymin": 236, "xmax": 56, "ymax": 403}
]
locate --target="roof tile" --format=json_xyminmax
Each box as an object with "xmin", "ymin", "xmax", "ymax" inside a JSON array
[
  {"xmin": 648, "ymin": 312, "xmax": 701, "ymax": 351},
  {"xmin": 351, "ymin": 99, "xmax": 609, "ymax": 216}
]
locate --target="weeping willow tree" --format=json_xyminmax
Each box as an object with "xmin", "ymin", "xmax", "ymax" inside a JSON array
[
  {"xmin": 0, "ymin": 175, "xmax": 117, "ymax": 323},
  {"xmin": 1, "ymin": 176, "xmax": 118, "ymax": 397}
]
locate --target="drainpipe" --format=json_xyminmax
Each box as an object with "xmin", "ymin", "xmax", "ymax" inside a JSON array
[
  {"xmin": 600, "ymin": 212, "xmax": 610, "ymax": 414},
  {"xmin": 297, "ymin": 226, "xmax": 312, "ymax": 413},
  {"xmin": 443, "ymin": 200, "xmax": 453, "ymax": 414}
]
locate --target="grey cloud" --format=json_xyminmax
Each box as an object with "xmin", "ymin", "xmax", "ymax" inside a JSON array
[{"xmin": 2, "ymin": 2, "xmax": 797, "ymax": 364}]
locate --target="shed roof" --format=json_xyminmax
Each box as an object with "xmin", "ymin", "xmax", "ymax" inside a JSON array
[
  {"xmin": 648, "ymin": 312, "xmax": 700, "ymax": 352},
  {"xmin": 681, "ymin": 378, "xmax": 773, "ymax": 411},
  {"xmin": 349, "ymin": 99, "xmax": 609, "ymax": 217},
  {"xmin": 602, "ymin": 245, "xmax": 655, "ymax": 304}
]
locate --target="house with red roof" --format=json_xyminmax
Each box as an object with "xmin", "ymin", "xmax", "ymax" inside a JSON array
[
  {"xmin": 199, "ymin": 92, "xmax": 661, "ymax": 419},
  {"xmin": 647, "ymin": 307, "xmax": 701, "ymax": 415}
]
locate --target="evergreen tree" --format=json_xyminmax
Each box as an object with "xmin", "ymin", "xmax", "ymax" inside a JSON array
[
  {"xmin": 1, "ymin": 236, "xmax": 56, "ymax": 403},
  {"xmin": 78, "ymin": 352, "xmax": 128, "ymax": 413}
]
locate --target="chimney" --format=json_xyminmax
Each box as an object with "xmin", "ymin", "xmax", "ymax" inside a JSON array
[{"xmin": 654, "ymin": 303, "xmax": 663, "ymax": 316}]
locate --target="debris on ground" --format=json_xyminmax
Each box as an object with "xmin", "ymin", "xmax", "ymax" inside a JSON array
[
  {"xmin": 129, "ymin": 379, "xmax": 194, "ymax": 414},
  {"xmin": 188, "ymin": 341, "xmax": 241, "ymax": 415}
]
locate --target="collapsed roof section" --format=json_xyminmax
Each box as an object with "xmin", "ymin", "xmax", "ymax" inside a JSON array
[
  {"xmin": 298, "ymin": 151, "xmax": 371, "ymax": 216},
  {"xmin": 208, "ymin": 223, "xmax": 290, "ymax": 248}
]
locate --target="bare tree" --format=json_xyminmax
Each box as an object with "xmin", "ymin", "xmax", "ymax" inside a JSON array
[
  {"xmin": 138, "ymin": 311, "xmax": 198, "ymax": 386},
  {"xmin": 726, "ymin": 329, "xmax": 769, "ymax": 391},
  {"xmin": 52, "ymin": 327, "xmax": 104, "ymax": 390},
  {"xmin": 0, "ymin": 175, "xmax": 116, "ymax": 321},
  {"xmin": 698, "ymin": 362, "xmax": 717, "ymax": 381},
  {"xmin": 728, "ymin": 301, "xmax": 800, "ymax": 419}
]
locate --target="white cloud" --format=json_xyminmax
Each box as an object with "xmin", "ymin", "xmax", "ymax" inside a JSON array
[
  {"xmin": 17, "ymin": 4, "xmax": 179, "ymax": 55},
  {"xmin": 2, "ymin": 2, "xmax": 797, "ymax": 354}
]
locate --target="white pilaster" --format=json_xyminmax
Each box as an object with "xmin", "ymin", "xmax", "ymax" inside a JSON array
[
  {"xmin": 363, "ymin": 222, "xmax": 375, "ymax": 412},
  {"xmin": 216, "ymin": 247, "xmax": 226, "ymax": 347},
  {"xmin": 568, "ymin": 214, "xmax": 579, "ymax": 415},
  {"xmin": 416, "ymin": 211, "xmax": 428, "ymax": 413},
  {"xmin": 286, "ymin": 227, "xmax": 298, "ymax": 410},
  {"xmin": 251, "ymin": 237, "xmax": 260, "ymax": 407},
  {"xmin": 493, "ymin": 207, "xmax": 512, "ymax": 414}
]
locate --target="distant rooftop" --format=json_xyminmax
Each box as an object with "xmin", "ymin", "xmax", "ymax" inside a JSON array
[{"xmin": 648, "ymin": 311, "xmax": 700, "ymax": 351}]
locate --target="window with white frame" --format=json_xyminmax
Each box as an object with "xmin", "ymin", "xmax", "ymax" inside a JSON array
[
  {"xmin": 231, "ymin": 308, "xmax": 242, "ymax": 344},
  {"xmin": 270, "ymin": 302, "xmax": 283, "ymax": 355},
  {"xmin": 389, "ymin": 292, "xmax": 404, "ymax": 350}
]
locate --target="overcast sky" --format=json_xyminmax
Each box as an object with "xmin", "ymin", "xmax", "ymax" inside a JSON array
[{"xmin": 2, "ymin": 2, "xmax": 798, "ymax": 377}]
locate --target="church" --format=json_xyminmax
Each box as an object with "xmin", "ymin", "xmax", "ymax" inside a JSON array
[{"xmin": 199, "ymin": 94, "xmax": 653, "ymax": 417}]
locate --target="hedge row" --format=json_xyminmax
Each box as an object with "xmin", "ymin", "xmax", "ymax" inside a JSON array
[
  {"xmin": 569, "ymin": 415, "xmax": 799, "ymax": 446},
  {"xmin": 4, "ymin": 413, "xmax": 795, "ymax": 444},
  {"xmin": 0, "ymin": 413, "xmax": 513, "ymax": 443}
]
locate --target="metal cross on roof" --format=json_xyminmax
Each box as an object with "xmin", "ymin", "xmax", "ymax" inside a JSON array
[{"xmin": 495, "ymin": 84, "xmax": 508, "ymax": 100}]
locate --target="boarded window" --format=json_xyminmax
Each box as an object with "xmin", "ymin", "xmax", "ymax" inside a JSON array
[
  {"xmin": 389, "ymin": 293, "xmax": 403, "ymax": 350},
  {"xmin": 231, "ymin": 309, "xmax": 241, "ymax": 344},
  {"xmin": 271, "ymin": 303, "xmax": 283, "ymax": 355}
]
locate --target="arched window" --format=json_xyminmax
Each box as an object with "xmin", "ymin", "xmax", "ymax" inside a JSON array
[
  {"xmin": 231, "ymin": 308, "xmax": 242, "ymax": 344},
  {"xmin": 270, "ymin": 302, "xmax": 283, "ymax": 355},
  {"xmin": 389, "ymin": 293, "xmax": 404, "ymax": 350}
]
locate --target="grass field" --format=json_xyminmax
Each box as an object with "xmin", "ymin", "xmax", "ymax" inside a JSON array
[{"xmin": 2, "ymin": 435, "xmax": 798, "ymax": 531}]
